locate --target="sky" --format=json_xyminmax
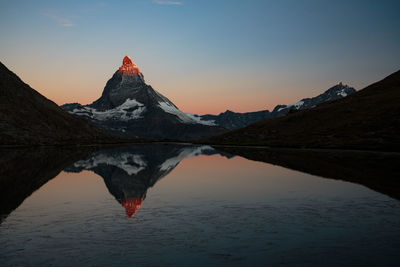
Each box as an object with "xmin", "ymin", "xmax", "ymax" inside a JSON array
[{"xmin": 0, "ymin": 0, "xmax": 399, "ymax": 114}]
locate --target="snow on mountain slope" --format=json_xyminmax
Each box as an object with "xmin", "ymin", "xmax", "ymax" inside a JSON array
[
  {"xmin": 187, "ymin": 83, "xmax": 356, "ymax": 130},
  {"xmin": 278, "ymin": 101, "xmax": 304, "ymax": 112},
  {"xmin": 158, "ymin": 101, "xmax": 195, "ymax": 124},
  {"xmin": 275, "ymin": 83, "xmax": 356, "ymax": 114},
  {"xmin": 185, "ymin": 113, "xmax": 217, "ymax": 126},
  {"xmin": 71, "ymin": 98, "xmax": 146, "ymax": 121},
  {"xmin": 61, "ymin": 56, "xmax": 227, "ymax": 139}
]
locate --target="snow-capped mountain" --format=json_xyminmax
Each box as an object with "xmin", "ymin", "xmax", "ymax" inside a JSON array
[
  {"xmin": 189, "ymin": 83, "xmax": 356, "ymax": 130},
  {"xmin": 62, "ymin": 56, "xmax": 226, "ymax": 139},
  {"xmin": 271, "ymin": 82, "xmax": 356, "ymax": 116},
  {"xmin": 206, "ymin": 70, "xmax": 400, "ymax": 150},
  {"xmin": 61, "ymin": 56, "xmax": 355, "ymax": 135}
]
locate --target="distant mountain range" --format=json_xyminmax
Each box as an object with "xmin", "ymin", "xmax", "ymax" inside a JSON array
[
  {"xmin": 0, "ymin": 61, "xmax": 111, "ymax": 146},
  {"xmin": 190, "ymin": 83, "xmax": 356, "ymax": 130},
  {"xmin": 206, "ymin": 70, "xmax": 400, "ymax": 151},
  {"xmin": 62, "ymin": 56, "xmax": 226, "ymax": 139},
  {"xmin": 3, "ymin": 56, "xmax": 395, "ymax": 151},
  {"xmin": 62, "ymin": 56, "xmax": 356, "ymax": 138}
]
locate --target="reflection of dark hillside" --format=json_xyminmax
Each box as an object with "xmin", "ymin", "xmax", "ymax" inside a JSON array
[
  {"xmin": 216, "ymin": 146, "xmax": 400, "ymax": 200},
  {"xmin": 65, "ymin": 144, "xmax": 219, "ymax": 217},
  {"xmin": 0, "ymin": 144, "xmax": 219, "ymax": 221},
  {"xmin": 0, "ymin": 147, "xmax": 94, "ymax": 222}
]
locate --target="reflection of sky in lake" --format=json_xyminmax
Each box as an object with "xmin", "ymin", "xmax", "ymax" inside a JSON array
[{"xmin": 1, "ymin": 148, "xmax": 399, "ymax": 266}]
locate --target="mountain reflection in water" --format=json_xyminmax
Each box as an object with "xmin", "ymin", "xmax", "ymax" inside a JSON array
[
  {"xmin": 1, "ymin": 143, "xmax": 400, "ymax": 223},
  {"xmin": 63, "ymin": 144, "xmax": 225, "ymax": 217},
  {"xmin": 0, "ymin": 144, "xmax": 399, "ymax": 266},
  {"xmin": 1, "ymin": 143, "xmax": 399, "ymax": 221},
  {"xmin": 0, "ymin": 147, "xmax": 94, "ymax": 221},
  {"xmin": 216, "ymin": 146, "xmax": 400, "ymax": 200}
]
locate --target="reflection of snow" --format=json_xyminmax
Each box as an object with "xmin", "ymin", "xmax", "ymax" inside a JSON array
[
  {"xmin": 159, "ymin": 146, "xmax": 215, "ymax": 171},
  {"xmin": 74, "ymin": 153, "xmax": 147, "ymax": 175},
  {"xmin": 71, "ymin": 99, "xmax": 146, "ymax": 121}
]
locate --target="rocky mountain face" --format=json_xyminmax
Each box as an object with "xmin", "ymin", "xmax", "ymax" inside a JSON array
[
  {"xmin": 65, "ymin": 144, "xmax": 224, "ymax": 217},
  {"xmin": 61, "ymin": 56, "xmax": 355, "ymax": 136},
  {"xmin": 0, "ymin": 61, "xmax": 111, "ymax": 146},
  {"xmin": 206, "ymin": 70, "xmax": 400, "ymax": 151},
  {"xmin": 62, "ymin": 56, "xmax": 226, "ymax": 139},
  {"xmin": 191, "ymin": 110, "xmax": 272, "ymax": 131},
  {"xmin": 270, "ymin": 82, "xmax": 356, "ymax": 116},
  {"xmin": 191, "ymin": 83, "xmax": 356, "ymax": 130}
]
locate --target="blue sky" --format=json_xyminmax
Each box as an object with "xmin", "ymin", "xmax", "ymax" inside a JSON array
[{"xmin": 1, "ymin": 0, "xmax": 399, "ymax": 113}]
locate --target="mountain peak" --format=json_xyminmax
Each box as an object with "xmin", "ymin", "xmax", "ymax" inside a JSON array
[{"xmin": 118, "ymin": 55, "xmax": 142, "ymax": 75}]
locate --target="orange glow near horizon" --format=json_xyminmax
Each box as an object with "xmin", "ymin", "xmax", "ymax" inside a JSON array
[
  {"xmin": 6, "ymin": 56, "xmax": 348, "ymax": 115},
  {"xmin": 1, "ymin": 0, "xmax": 397, "ymax": 116},
  {"xmin": 26, "ymin": 74, "xmax": 289, "ymax": 114}
]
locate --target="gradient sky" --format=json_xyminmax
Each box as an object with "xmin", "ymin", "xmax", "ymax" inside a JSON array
[{"xmin": 1, "ymin": 0, "xmax": 399, "ymax": 114}]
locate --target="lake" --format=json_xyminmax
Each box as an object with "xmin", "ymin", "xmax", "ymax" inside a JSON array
[{"xmin": 0, "ymin": 144, "xmax": 399, "ymax": 266}]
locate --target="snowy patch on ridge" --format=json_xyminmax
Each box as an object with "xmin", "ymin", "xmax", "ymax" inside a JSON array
[
  {"xmin": 185, "ymin": 113, "xmax": 216, "ymax": 126},
  {"xmin": 70, "ymin": 98, "xmax": 146, "ymax": 121},
  {"xmin": 158, "ymin": 101, "xmax": 196, "ymax": 123},
  {"xmin": 277, "ymin": 100, "xmax": 304, "ymax": 112},
  {"xmin": 292, "ymin": 100, "xmax": 304, "ymax": 109},
  {"xmin": 337, "ymin": 89, "xmax": 348, "ymax": 97},
  {"xmin": 74, "ymin": 152, "xmax": 147, "ymax": 175}
]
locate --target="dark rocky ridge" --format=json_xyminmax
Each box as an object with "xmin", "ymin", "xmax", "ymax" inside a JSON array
[
  {"xmin": 197, "ymin": 83, "xmax": 356, "ymax": 130},
  {"xmin": 0, "ymin": 61, "xmax": 112, "ymax": 146},
  {"xmin": 200, "ymin": 110, "xmax": 272, "ymax": 130},
  {"xmin": 205, "ymin": 70, "xmax": 400, "ymax": 151}
]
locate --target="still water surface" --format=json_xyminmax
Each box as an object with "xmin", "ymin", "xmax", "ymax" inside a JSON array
[{"xmin": 0, "ymin": 144, "xmax": 399, "ymax": 266}]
